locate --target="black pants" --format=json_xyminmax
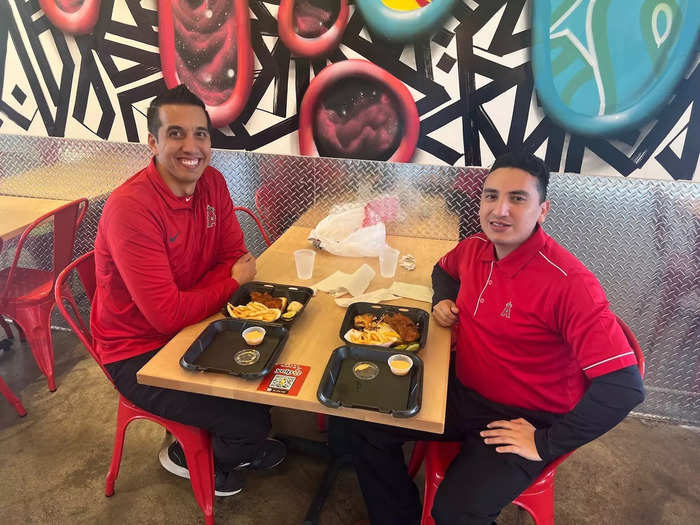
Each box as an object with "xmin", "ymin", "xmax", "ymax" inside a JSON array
[
  {"xmin": 350, "ymin": 369, "xmax": 561, "ymax": 525},
  {"xmin": 105, "ymin": 349, "xmax": 271, "ymax": 472}
]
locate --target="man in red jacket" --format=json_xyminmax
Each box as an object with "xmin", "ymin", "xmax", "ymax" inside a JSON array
[
  {"xmin": 350, "ymin": 151, "xmax": 645, "ymax": 524},
  {"xmin": 92, "ymin": 85, "xmax": 284, "ymax": 497}
]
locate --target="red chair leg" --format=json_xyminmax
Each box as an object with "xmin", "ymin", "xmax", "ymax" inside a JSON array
[
  {"xmin": 0, "ymin": 317, "xmax": 13, "ymax": 339},
  {"xmin": 407, "ymin": 441, "xmax": 427, "ymax": 479},
  {"xmin": 316, "ymin": 413, "xmax": 328, "ymax": 432},
  {"xmin": 172, "ymin": 425, "xmax": 215, "ymax": 525},
  {"xmin": 105, "ymin": 397, "xmax": 131, "ymax": 497},
  {"xmin": 513, "ymin": 483, "xmax": 555, "ymax": 525},
  {"xmin": 0, "ymin": 375, "xmax": 27, "ymax": 417},
  {"xmin": 106, "ymin": 396, "xmax": 215, "ymax": 523},
  {"xmin": 12, "ymin": 302, "xmax": 56, "ymax": 391}
]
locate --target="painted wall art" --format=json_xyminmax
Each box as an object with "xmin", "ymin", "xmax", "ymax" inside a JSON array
[{"xmin": 0, "ymin": 0, "xmax": 698, "ymax": 181}]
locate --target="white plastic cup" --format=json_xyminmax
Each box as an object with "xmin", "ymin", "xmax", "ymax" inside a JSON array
[
  {"xmin": 378, "ymin": 245, "xmax": 400, "ymax": 278},
  {"xmin": 294, "ymin": 249, "xmax": 316, "ymax": 279}
]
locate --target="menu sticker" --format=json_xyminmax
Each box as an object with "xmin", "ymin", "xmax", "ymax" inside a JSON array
[{"xmin": 257, "ymin": 363, "xmax": 310, "ymax": 396}]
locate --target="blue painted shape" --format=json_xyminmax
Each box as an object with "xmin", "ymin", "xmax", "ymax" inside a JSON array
[
  {"xmin": 532, "ymin": 0, "xmax": 700, "ymax": 137},
  {"xmin": 355, "ymin": 0, "xmax": 457, "ymax": 43}
]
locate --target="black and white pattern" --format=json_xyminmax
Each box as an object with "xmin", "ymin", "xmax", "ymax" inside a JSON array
[{"xmin": 0, "ymin": 0, "xmax": 697, "ymax": 181}]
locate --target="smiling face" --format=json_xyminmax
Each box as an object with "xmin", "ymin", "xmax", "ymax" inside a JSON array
[
  {"xmin": 479, "ymin": 166, "xmax": 550, "ymax": 260},
  {"xmin": 147, "ymin": 104, "xmax": 212, "ymax": 197}
]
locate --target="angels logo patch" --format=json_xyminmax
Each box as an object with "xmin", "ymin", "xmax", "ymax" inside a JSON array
[
  {"xmin": 500, "ymin": 301, "xmax": 512, "ymax": 319},
  {"xmin": 207, "ymin": 205, "xmax": 216, "ymax": 228}
]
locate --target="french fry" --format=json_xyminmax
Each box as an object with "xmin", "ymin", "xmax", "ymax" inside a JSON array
[{"xmin": 227, "ymin": 301, "xmax": 281, "ymax": 321}]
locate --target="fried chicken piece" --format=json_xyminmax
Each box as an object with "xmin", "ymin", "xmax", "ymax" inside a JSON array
[
  {"xmin": 250, "ymin": 291, "xmax": 286, "ymax": 310},
  {"xmin": 384, "ymin": 313, "xmax": 420, "ymax": 343},
  {"xmin": 353, "ymin": 313, "xmax": 377, "ymax": 330}
]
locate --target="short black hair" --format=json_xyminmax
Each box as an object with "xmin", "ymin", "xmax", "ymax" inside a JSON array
[
  {"xmin": 490, "ymin": 150, "xmax": 550, "ymax": 202},
  {"xmin": 146, "ymin": 84, "xmax": 212, "ymax": 137}
]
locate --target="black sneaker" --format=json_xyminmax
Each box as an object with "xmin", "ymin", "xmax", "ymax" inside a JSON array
[
  {"xmin": 158, "ymin": 441, "xmax": 189, "ymax": 479},
  {"xmin": 215, "ymin": 468, "xmax": 245, "ymax": 497},
  {"xmin": 235, "ymin": 438, "xmax": 286, "ymax": 471},
  {"xmin": 160, "ymin": 441, "xmax": 244, "ymax": 497}
]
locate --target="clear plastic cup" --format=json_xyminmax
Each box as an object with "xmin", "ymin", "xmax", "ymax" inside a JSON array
[
  {"xmin": 294, "ymin": 249, "xmax": 316, "ymax": 279},
  {"xmin": 378, "ymin": 245, "xmax": 400, "ymax": 278}
]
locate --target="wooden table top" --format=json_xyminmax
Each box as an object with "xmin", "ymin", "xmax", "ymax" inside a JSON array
[
  {"xmin": 0, "ymin": 195, "xmax": 71, "ymax": 241},
  {"xmin": 137, "ymin": 226, "xmax": 457, "ymax": 433}
]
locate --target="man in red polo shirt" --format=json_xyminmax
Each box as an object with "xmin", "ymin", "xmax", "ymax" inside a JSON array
[
  {"xmin": 350, "ymin": 151, "xmax": 645, "ymax": 525},
  {"xmin": 92, "ymin": 85, "xmax": 285, "ymax": 497}
]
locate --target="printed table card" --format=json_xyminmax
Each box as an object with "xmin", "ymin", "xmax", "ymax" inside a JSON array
[{"xmin": 257, "ymin": 363, "xmax": 310, "ymax": 395}]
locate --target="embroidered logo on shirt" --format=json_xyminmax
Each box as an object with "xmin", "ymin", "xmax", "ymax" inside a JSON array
[
  {"xmin": 169, "ymin": 232, "xmax": 179, "ymax": 243},
  {"xmin": 500, "ymin": 301, "xmax": 512, "ymax": 319},
  {"xmin": 207, "ymin": 205, "xmax": 216, "ymax": 228}
]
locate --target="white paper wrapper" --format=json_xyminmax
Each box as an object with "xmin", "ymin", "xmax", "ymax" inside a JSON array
[
  {"xmin": 334, "ymin": 288, "xmax": 400, "ymax": 307},
  {"xmin": 388, "ymin": 282, "xmax": 433, "ymax": 303},
  {"xmin": 312, "ymin": 264, "xmax": 376, "ymax": 297}
]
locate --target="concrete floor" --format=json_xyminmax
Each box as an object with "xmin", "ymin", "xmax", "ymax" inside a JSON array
[{"xmin": 1, "ymin": 327, "xmax": 698, "ymax": 525}]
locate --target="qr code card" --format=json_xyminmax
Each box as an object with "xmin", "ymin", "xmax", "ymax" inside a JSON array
[{"xmin": 267, "ymin": 374, "xmax": 297, "ymax": 393}]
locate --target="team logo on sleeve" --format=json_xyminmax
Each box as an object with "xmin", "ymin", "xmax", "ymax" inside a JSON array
[
  {"xmin": 500, "ymin": 301, "xmax": 512, "ymax": 319},
  {"xmin": 207, "ymin": 205, "xmax": 216, "ymax": 228}
]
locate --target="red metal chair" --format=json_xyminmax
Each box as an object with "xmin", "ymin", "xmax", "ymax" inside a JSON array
[
  {"xmin": 414, "ymin": 315, "xmax": 645, "ymax": 525},
  {"xmin": 232, "ymin": 206, "xmax": 272, "ymax": 247},
  {"xmin": 0, "ymin": 236, "xmax": 27, "ymax": 416},
  {"xmin": 55, "ymin": 251, "xmax": 215, "ymax": 525},
  {"xmin": 0, "ymin": 374, "xmax": 26, "ymax": 417},
  {"xmin": 0, "ymin": 197, "xmax": 88, "ymax": 391}
]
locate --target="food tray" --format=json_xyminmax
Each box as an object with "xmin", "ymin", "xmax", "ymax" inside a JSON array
[
  {"xmin": 223, "ymin": 281, "xmax": 314, "ymax": 326},
  {"xmin": 338, "ymin": 302, "xmax": 430, "ymax": 350},
  {"xmin": 317, "ymin": 346, "xmax": 423, "ymax": 418},
  {"xmin": 180, "ymin": 318, "xmax": 289, "ymax": 379}
]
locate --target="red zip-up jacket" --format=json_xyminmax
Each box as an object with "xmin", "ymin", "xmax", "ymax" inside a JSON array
[{"xmin": 92, "ymin": 159, "xmax": 247, "ymax": 364}]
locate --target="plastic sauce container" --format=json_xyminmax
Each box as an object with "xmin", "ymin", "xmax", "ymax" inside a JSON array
[
  {"xmin": 242, "ymin": 327, "xmax": 266, "ymax": 346},
  {"xmin": 388, "ymin": 354, "xmax": 413, "ymax": 376}
]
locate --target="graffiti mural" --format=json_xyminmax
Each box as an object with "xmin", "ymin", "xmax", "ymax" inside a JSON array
[
  {"xmin": 531, "ymin": 0, "xmax": 700, "ymax": 137},
  {"xmin": 0, "ymin": 0, "xmax": 698, "ymax": 181}
]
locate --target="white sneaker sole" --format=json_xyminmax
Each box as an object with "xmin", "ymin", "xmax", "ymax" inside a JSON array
[
  {"xmin": 215, "ymin": 487, "xmax": 243, "ymax": 497},
  {"xmin": 158, "ymin": 445, "xmax": 190, "ymax": 480}
]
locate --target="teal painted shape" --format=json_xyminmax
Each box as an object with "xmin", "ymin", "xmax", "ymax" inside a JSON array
[
  {"xmin": 532, "ymin": 0, "xmax": 700, "ymax": 136},
  {"xmin": 355, "ymin": 0, "xmax": 457, "ymax": 43}
]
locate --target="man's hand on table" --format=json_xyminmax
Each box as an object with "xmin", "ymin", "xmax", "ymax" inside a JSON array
[
  {"xmin": 480, "ymin": 418, "xmax": 542, "ymax": 461},
  {"xmin": 432, "ymin": 299, "xmax": 459, "ymax": 327},
  {"xmin": 232, "ymin": 252, "xmax": 256, "ymax": 285}
]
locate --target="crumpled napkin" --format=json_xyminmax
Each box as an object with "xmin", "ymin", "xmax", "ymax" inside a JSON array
[
  {"xmin": 388, "ymin": 282, "xmax": 433, "ymax": 303},
  {"xmin": 334, "ymin": 288, "xmax": 400, "ymax": 307},
  {"xmin": 312, "ymin": 264, "xmax": 376, "ymax": 297},
  {"xmin": 334, "ymin": 282, "xmax": 434, "ymax": 307}
]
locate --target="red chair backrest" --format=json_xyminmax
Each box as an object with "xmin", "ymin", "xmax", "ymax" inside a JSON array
[
  {"xmin": 232, "ymin": 206, "xmax": 271, "ymax": 247},
  {"xmin": 1, "ymin": 198, "xmax": 89, "ymax": 299},
  {"xmin": 615, "ymin": 315, "xmax": 645, "ymax": 379},
  {"xmin": 54, "ymin": 250, "xmax": 112, "ymax": 381}
]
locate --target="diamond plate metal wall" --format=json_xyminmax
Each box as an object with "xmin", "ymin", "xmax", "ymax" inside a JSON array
[{"xmin": 1, "ymin": 134, "xmax": 697, "ymax": 425}]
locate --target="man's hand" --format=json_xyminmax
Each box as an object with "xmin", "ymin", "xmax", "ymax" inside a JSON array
[
  {"xmin": 480, "ymin": 418, "xmax": 542, "ymax": 461},
  {"xmin": 432, "ymin": 299, "xmax": 459, "ymax": 327},
  {"xmin": 231, "ymin": 253, "xmax": 256, "ymax": 285}
]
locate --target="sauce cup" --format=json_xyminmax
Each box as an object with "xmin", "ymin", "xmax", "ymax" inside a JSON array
[
  {"xmin": 242, "ymin": 326, "xmax": 266, "ymax": 346},
  {"xmin": 388, "ymin": 354, "xmax": 413, "ymax": 376}
]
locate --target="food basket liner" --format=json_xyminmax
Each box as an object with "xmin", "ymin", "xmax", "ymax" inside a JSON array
[
  {"xmin": 317, "ymin": 345, "xmax": 422, "ymax": 417},
  {"xmin": 180, "ymin": 318, "xmax": 289, "ymax": 379}
]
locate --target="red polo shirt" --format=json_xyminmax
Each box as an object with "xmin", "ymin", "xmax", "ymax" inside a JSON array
[
  {"xmin": 92, "ymin": 159, "xmax": 247, "ymax": 364},
  {"xmin": 439, "ymin": 226, "xmax": 637, "ymax": 413}
]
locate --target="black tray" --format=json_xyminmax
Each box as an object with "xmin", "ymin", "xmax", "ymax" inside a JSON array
[
  {"xmin": 180, "ymin": 318, "xmax": 289, "ymax": 379},
  {"xmin": 317, "ymin": 346, "xmax": 423, "ymax": 418},
  {"xmin": 223, "ymin": 281, "xmax": 314, "ymax": 326},
  {"xmin": 339, "ymin": 302, "xmax": 430, "ymax": 350}
]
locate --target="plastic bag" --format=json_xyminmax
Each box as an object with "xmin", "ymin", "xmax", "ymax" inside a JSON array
[{"xmin": 308, "ymin": 206, "xmax": 386, "ymax": 257}]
